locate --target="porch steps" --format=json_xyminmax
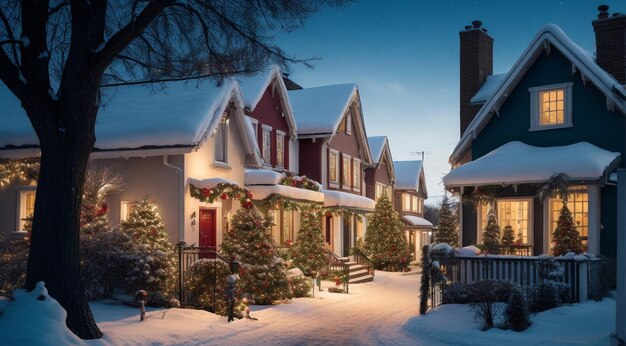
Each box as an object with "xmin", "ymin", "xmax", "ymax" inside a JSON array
[{"xmin": 339, "ymin": 257, "xmax": 374, "ymax": 284}]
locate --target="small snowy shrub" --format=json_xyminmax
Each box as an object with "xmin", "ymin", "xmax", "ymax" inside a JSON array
[
  {"xmin": 506, "ymin": 286, "xmax": 531, "ymax": 332},
  {"xmin": 530, "ymin": 258, "xmax": 569, "ymax": 312},
  {"xmin": 288, "ymin": 275, "xmax": 312, "ymax": 298},
  {"xmin": 0, "ymin": 233, "xmax": 28, "ymax": 296},
  {"xmin": 184, "ymin": 259, "xmax": 242, "ymax": 318},
  {"xmin": 442, "ymin": 282, "xmax": 471, "ymax": 304},
  {"xmin": 469, "ymin": 280, "xmax": 514, "ymax": 330}
]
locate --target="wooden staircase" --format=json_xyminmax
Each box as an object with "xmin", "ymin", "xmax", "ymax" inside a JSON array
[{"xmin": 338, "ymin": 256, "xmax": 374, "ymax": 284}]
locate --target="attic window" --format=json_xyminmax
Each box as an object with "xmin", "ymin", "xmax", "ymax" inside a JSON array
[
  {"xmin": 346, "ymin": 114, "xmax": 352, "ymax": 135},
  {"xmin": 529, "ymin": 83, "xmax": 573, "ymax": 131}
]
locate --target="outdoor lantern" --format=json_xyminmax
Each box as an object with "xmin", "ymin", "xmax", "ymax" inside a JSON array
[
  {"xmin": 135, "ymin": 290, "xmax": 148, "ymax": 321},
  {"xmin": 310, "ymin": 271, "xmax": 317, "ymax": 298},
  {"xmin": 225, "ymin": 274, "xmax": 238, "ymax": 322}
]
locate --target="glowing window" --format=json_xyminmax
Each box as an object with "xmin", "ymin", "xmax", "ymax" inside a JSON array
[{"xmin": 549, "ymin": 186, "xmax": 588, "ymax": 246}]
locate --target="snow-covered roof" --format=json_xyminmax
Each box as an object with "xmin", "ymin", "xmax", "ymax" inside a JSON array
[
  {"xmin": 323, "ymin": 190, "xmax": 375, "ymax": 210},
  {"xmin": 236, "ymin": 65, "xmax": 297, "ymax": 137},
  {"xmin": 247, "ymin": 185, "xmax": 324, "ymax": 203},
  {"xmin": 244, "ymin": 168, "xmax": 283, "ymax": 185},
  {"xmin": 443, "ymin": 141, "xmax": 621, "ymax": 187},
  {"xmin": 402, "ymin": 215, "xmax": 434, "ymax": 228},
  {"xmin": 0, "ymin": 79, "xmax": 262, "ymax": 164},
  {"xmin": 288, "ymin": 83, "xmax": 357, "ymax": 135},
  {"xmin": 188, "ymin": 177, "xmax": 240, "ymax": 189},
  {"xmin": 470, "ymin": 73, "xmax": 506, "ymax": 104},
  {"xmin": 450, "ymin": 24, "xmax": 626, "ymax": 165},
  {"xmin": 393, "ymin": 160, "xmax": 425, "ymax": 193},
  {"xmin": 367, "ymin": 136, "xmax": 386, "ymax": 164}
]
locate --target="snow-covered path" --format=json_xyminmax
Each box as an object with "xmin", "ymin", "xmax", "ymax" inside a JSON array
[{"xmin": 90, "ymin": 270, "xmax": 421, "ymax": 346}]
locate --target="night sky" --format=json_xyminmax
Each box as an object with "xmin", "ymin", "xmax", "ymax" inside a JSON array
[{"xmin": 274, "ymin": 0, "xmax": 624, "ymax": 204}]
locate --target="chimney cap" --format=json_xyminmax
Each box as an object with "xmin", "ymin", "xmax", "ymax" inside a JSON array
[
  {"xmin": 464, "ymin": 25, "xmax": 472, "ymax": 30},
  {"xmin": 472, "ymin": 20, "xmax": 483, "ymax": 28},
  {"xmin": 598, "ymin": 5, "xmax": 609, "ymax": 19}
]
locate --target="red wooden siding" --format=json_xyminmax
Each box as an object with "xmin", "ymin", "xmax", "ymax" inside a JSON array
[
  {"xmin": 298, "ymin": 139, "xmax": 322, "ymax": 183},
  {"xmin": 365, "ymin": 160, "xmax": 391, "ymax": 200},
  {"xmin": 248, "ymin": 85, "xmax": 290, "ymax": 170}
]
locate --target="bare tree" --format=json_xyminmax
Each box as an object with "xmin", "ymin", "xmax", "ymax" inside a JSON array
[{"xmin": 0, "ymin": 0, "xmax": 345, "ymax": 339}]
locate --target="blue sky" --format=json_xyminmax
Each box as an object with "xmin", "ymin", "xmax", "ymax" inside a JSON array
[{"xmin": 273, "ymin": 0, "xmax": 623, "ymax": 204}]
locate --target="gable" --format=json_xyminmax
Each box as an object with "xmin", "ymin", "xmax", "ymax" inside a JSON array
[
  {"xmin": 327, "ymin": 97, "xmax": 372, "ymax": 164},
  {"xmin": 472, "ymin": 48, "xmax": 626, "ymax": 163},
  {"xmin": 247, "ymin": 85, "xmax": 290, "ymax": 135}
]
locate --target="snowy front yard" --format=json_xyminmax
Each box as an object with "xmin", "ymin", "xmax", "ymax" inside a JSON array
[{"xmin": 0, "ymin": 270, "xmax": 616, "ymax": 345}]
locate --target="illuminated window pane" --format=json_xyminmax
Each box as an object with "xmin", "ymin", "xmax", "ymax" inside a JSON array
[
  {"xmin": 549, "ymin": 186, "xmax": 589, "ymax": 245},
  {"xmin": 329, "ymin": 151, "xmax": 338, "ymax": 184},
  {"xmin": 539, "ymin": 88, "xmax": 566, "ymax": 126}
]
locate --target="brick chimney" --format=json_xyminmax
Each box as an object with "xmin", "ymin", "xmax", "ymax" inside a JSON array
[
  {"xmin": 459, "ymin": 20, "xmax": 493, "ymax": 136},
  {"xmin": 593, "ymin": 5, "xmax": 626, "ymax": 84}
]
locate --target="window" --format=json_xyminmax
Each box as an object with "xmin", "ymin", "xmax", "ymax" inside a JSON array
[
  {"xmin": 121, "ymin": 201, "xmax": 138, "ymax": 222},
  {"xmin": 269, "ymin": 209, "xmax": 294, "ymax": 246},
  {"xmin": 248, "ymin": 117, "xmax": 258, "ymax": 140},
  {"xmin": 375, "ymin": 183, "xmax": 391, "ymax": 201},
  {"xmin": 529, "ymin": 83, "xmax": 573, "ymax": 131},
  {"xmin": 214, "ymin": 117, "xmax": 228, "ymax": 163},
  {"xmin": 479, "ymin": 199, "xmax": 531, "ymax": 244},
  {"xmin": 346, "ymin": 114, "xmax": 352, "ymax": 135},
  {"xmin": 276, "ymin": 131, "xmax": 285, "ymax": 168},
  {"xmin": 550, "ymin": 186, "xmax": 588, "ymax": 246},
  {"xmin": 411, "ymin": 196, "xmax": 418, "ymax": 212},
  {"xmin": 402, "ymin": 193, "xmax": 411, "ymax": 211},
  {"xmin": 18, "ymin": 189, "xmax": 36, "ymax": 232},
  {"xmin": 262, "ymin": 126, "xmax": 272, "ymax": 164},
  {"xmin": 338, "ymin": 117, "xmax": 346, "ymax": 133},
  {"xmin": 352, "ymin": 158, "xmax": 361, "ymax": 191},
  {"xmin": 342, "ymin": 154, "xmax": 351, "ymax": 189},
  {"xmin": 329, "ymin": 150, "xmax": 339, "ymax": 186}
]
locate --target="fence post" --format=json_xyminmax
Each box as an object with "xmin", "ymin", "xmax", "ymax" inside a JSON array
[
  {"xmin": 177, "ymin": 241, "xmax": 185, "ymax": 301},
  {"xmin": 578, "ymin": 260, "xmax": 588, "ymax": 303}
]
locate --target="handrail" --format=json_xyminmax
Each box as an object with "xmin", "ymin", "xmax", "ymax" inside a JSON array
[
  {"xmin": 352, "ymin": 247, "xmax": 375, "ymax": 276},
  {"xmin": 326, "ymin": 249, "xmax": 350, "ymax": 293}
]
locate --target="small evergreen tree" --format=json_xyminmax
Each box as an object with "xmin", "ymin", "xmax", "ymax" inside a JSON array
[
  {"xmin": 291, "ymin": 208, "xmax": 328, "ymax": 275},
  {"xmin": 121, "ymin": 198, "xmax": 177, "ymax": 305},
  {"xmin": 481, "ymin": 206, "xmax": 500, "ymax": 254},
  {"xmin": 435, "ymin": 194, "xmax": 459, "ymax": 247},
  {"xmin": 501, "ymin": 224, "xmax": 515, "ymax": 246},
  {"xmin": 220, "ymin": 205, "xmax": 290, "ymax": 304},
  {"xmin": 364, "ymin": 195, "xmax": 411, "ymax": 271},
  {"xmin": 551, "ymin": 203, "xmax": 585, "ymax": 256},
  {"xmin": 506, "ymin": 286, "xmax": 531, "ymax": 331},
  {"xmin": 419, "ymin": 245, "xmax": 431, "ymax": 315},
  {"xmin": 515, "ymin": 231, "xmax": 525, "ymax": 245}
]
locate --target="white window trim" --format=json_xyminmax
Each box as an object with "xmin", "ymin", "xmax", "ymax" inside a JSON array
[
  {"xmin": 352, "ymin": 158, "xmax": 361, "ymax": 192},
  {"xmin": 15, "ymin": 186, "xmax": 36, "ymax": 233},
  {"xmin": 328, "ymin": 149, "xmax": 340, "ymax": 188},
  {"xmin": 342, "ymin": 153, "xmax": 352, "ymax": 190},
  {"xmin": 276, "ymin": 130, "xmax": 286, "ymax": 169},
  {"xmin": 248, "ymin": 117, "xmax": 259, "ymax": 141},
  {"xmin": 477, "ymin": 197, "xmax": 534, "ymax": 246},
  {"xmin": 346, "ymin": 114, "xmax": 352, "ymax": 135},
  {"xmin": 545, "ymin": 185, "xmax": 592, "ymax": 254},
  {"xmin": 529, "ymin": 82, "xmax": 573, "ymax": 131},
  {"xmin": 120, "ymin": 200, "xmax": 138, "ymax": 222},
  {"xmin": 262, "ymin": 124, "xmax": 272, "ymax": 166},
  {"xmin": 213, "ymin": 119, "xmax": 229, "ymax": 165},
  {"xmin": 402, "ymin": 193, "xmax": 411, "ymax": 212},
  {"xmin": 411, "ymin": 195, "xmax": 418, "ymax": 213}
]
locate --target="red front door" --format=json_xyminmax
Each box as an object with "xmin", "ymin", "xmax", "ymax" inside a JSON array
[{"xmin": 199, "ymin": 208, "xmax": 216, "ymax": 251}]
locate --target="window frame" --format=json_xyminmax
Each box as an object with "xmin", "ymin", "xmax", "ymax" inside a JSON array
[
  {"xmin": 548, "ymin": 186, "xmax": 588, "ymax": 246},
  {"xmin": 529, "ymin": 82, "xmax": 573, "ymax": 131},
  {"xmin": 411, "ymin": 195, "xmax": 418, "ymax": 212},
  {"xmin": 213, "ymin": 117, "xmax": 229, "ymax": 164},
  {"xmin": 328, "ymin": 149, "xmax": 340, "ymax": 188},
  {"xmin": 262, "ymin": 124, "xmax": 272, "ymax": 165},
  {"xmin": 342, "ymin": 154, "xmax": 352, "ymax": 190},
  {"xmin": 477, "ymin": 198, "xmax": 533, "ymax": 245},
  {"xmin": 276, "ymin": 130, "xmax": 285, "ymax": 169},
  {"xmin": 346, "ymin": 113, "xmax": 352, "ymax": 135},
  {"xmin": 16, "ymin": 187, "xmax": 36, "ymax": 233},
  {"xmin": 352, "ymin": 158, "xmax": 361, "ymax": 192},
  {"xmin": 402, "ymin": 193, "xmax": 411, "ymax": 212},
  {"xmin": 120, "ymin": 201, "xmax": 139, "ymax": 222}
]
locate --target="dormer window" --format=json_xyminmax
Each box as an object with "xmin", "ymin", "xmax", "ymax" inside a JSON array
[
  {"xmin": 214, "ymin": 117, "xmax": 228, "ymax": 163},
  {"xmin": 529, "ymin": 83, "xmax": 573, "ymax": 131},
  {"xmin": 346, "ymin": 114, "xmax": 352, "ymax": 135}
]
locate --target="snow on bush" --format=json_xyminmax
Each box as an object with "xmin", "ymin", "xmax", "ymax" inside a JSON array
[
  {"xmin": 0, "ymin": 282, "xmax": 85, "ymax": 345},
  {"xmin": 456, "ymin": 245, "xmax": 480, "ymax": 257},
  {"xmin": 530, "ymin": 257, "xmax": 569, "ymax": 313},
  {"xmin": 0, "ymin": 233, "xmax": 28, "ymax": 296},
  {"xmin": 183, "ymin": 258, "xmax": 243, "ymax": 318}
]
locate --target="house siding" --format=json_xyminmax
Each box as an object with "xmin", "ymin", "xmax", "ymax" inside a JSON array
[
  {"xmin": 298, "ymin": 139, "xmax": 322, "ymax": 183},
  {"xmin": 365, "ymin": 160, "xmax": 391, "ymax": 201},
  {"xmin": 248, "ymin": 86, "xmax": 290, "ymax": 170},
  {"xmin": 601, "ymin": 185, "xmax": 617, "ymax": 257}
]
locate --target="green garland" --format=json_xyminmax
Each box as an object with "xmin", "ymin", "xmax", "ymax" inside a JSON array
[
  {"xmin": 278, "ymin": 174, "xmax": 321, "ymax": 192},
  {"xmin": 189, "ymin": 183, "xmax": 254, "ymax": 209},
  {"xmin": 262, "ymin": 193, "xmax": 322, "ymax": 211},
  {"xmin": 324, "ymin": 206, "xmax": 371, "ymax": 217}
]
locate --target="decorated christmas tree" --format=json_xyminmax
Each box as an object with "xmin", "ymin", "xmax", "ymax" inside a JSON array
[
  {"xmin": 551, "ymin": 203, "xmax": 584, "ymax": 256},
  {"xmin": 364, "ymin": 195, "xmax": 411, "ymax": 271},
  {"xmin": 220, "ymin": 205, "xmax": 290, "ymax": 304},
  {"xmin": 501, "ymin": 224, "xmax": 515, "ymax": 246},
  {"xmin": 435, "ymin": 194, "xmax": 459, "ymax": 247},
  {"xmin": 481, "ymin": 206, "xmax": 500, "ymax": 254},
  {"xmin": 291, "ymin": 208, "xmax": 328, "ymax": 276},
  {"xmin": 120, "ymin": 197, "xmax": 177, "ymax": 305}
]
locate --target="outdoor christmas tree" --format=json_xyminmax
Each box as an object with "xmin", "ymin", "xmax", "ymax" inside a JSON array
[
  {"xmin": 481, "ymin": 206, "xmax": 500, "ymax": 254},
  {"xmin": 501, "ymin": 224, "xmax": 515, "ymax": 246},
  {"xmin": 435, "ymin": 194, "xmax": 459, "ymax": 247},
  {"xmin": 220, "ymin": 205, "xmax": 290, "ymax": 304},
  {"xmin": 364, "ymin": 195, "xmax": 411, "ymax": 271},
  {"xmin": 291, "ymin": 208, "xmax": 328, "ymax": 276},
  {"xmin": 120, "ymin": 197, "xmax": 177, "ymax": 305},
  {"xmin": 551, "ymin": 203, "xmax": 585, "ymax": 256}
]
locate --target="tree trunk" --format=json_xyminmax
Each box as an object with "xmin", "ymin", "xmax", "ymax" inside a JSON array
[{"xmin": 24, "ymin": 104, "xmax": 102, "ymax": 339}]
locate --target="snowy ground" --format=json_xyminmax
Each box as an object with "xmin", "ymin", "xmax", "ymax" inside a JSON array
[{"xmin": 0, "ymin": 270, "xmax": 616, "ymax": 345}]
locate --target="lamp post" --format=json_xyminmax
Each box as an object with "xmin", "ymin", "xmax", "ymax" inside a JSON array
[{"xmin": 135, "ymin": 290, "xmax": 148, "ymax": 321}]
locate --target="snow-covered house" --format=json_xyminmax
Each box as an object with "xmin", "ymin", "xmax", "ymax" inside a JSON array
[
  {"xmin": 236, "ymin": 67, "xmax": 325, "ymax": 246},
  {"xmin": 445, "ymin": 12, "xmax": 626, "ymax": 257},
  {"xmin": 365, "ymin": 136, "xmax": 395, "ymax": 204},
  {"xmin": 0, "ymin": 79, "xmax": 262, "ymax": 249},
  {"xmin": 393, "ymin": 160, "xmax": 432, "ymax": 261},
  {"xmin": 289, "ymin": 84, "xmax": 375, "ymax": 257}
]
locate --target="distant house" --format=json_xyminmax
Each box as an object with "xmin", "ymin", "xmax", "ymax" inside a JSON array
[
  {"xmin": 444, "ymin": 11, "xmax": 626, "ymax": 257},
  {"xmin": 289, "ymin": 84, "xmax": 375, "ymax": 257},
  {"xmin": 393, "ymin": 160, "xmax": 432, "ymax": 261},
  {"xmin": 0, "ymin": 79, "xmax": 262, "ymax": 249},
  {"xmin": 365, "ymin": 136, "xmax": 395, "ymax": 204}
]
